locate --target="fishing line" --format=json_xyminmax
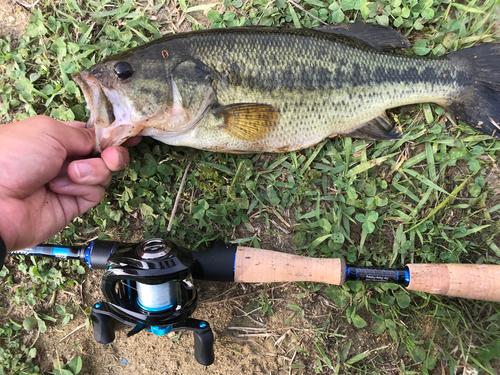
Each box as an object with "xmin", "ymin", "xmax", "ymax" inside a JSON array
[{"xmin": 136, "ymin": 281, "xmax": 177, "ymax": 311}]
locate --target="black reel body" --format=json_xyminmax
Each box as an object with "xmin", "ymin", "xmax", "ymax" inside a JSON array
[{"xmin": 90, "ymin": 239, "xmax": 214, "ymax": 365}]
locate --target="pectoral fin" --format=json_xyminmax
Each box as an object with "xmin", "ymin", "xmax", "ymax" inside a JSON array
[
  {"xmin": 213, "ymin": 103, "xmax": 280, "ymax": 141},
  {"xmin": 346, "ymin": 113, "xmax": 402, "ymax": 141}
]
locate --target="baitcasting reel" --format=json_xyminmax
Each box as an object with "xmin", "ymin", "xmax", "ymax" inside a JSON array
[
  {"xmin": 88, "ymin": 239, "xmax": 214, "ymax": 365},
  {"xmin": 13, "ymin": 238, "xmax": 237, "ymax": 366}
]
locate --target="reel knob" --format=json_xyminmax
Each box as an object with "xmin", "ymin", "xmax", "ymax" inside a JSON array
[{"xmin": 136, "ymin": 238, "xmax": 171, "ymax": 259}]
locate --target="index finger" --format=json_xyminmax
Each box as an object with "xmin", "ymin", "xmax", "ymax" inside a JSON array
[
  {"xmin": 123, "ymin": 136, "xmax": 142, "ymax": 147},
  {"xmin": 36, "ymin": 116, "xmax": 95, "ymax": 157},
  {"xmin": 62, "ymin": 121, "xmax": 87, "ymax": 129}
]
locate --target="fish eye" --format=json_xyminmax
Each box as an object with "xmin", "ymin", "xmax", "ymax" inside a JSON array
[{"xmin": 114, "ymin": 62, "xmax": 134, "ymax": 80}]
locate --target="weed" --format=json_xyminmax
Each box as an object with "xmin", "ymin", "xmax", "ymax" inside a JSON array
[
  {"xmin": 52, "ymin": 356, "xmax": 82, "ymax": 375},
  {"xmin": 0, "ymin": 320, "xmax": 39, "ymax": 374}
]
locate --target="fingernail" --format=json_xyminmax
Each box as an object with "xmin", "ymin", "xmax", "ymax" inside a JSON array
[
  {"xmin": 74, "ymin": 162, "xmax": 93, "ymax": 178},
  {"xmin": 49, "ymin": 177, "xmax": 70, "ymax": 189},
  {"xmin": 117, "ymin": 151, "xmax": 125, "ymax": 169}
]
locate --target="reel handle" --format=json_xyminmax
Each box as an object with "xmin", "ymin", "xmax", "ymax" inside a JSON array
[
  {"xmin": 90, "ymin": 305, "xmax": 115, "ymax": 344},
  {"xmin": 172, "ymin": 319, "xmax": 214, "ymax": 366},
  {"xmin": 193, "ymin": 326, "xmax": 214, "ymax": 366}
]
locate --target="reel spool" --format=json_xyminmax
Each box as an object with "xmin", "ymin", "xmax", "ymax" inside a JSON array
[{"xmin": 90, "ymin": 239, "xmax": 214, "ymax": 365}]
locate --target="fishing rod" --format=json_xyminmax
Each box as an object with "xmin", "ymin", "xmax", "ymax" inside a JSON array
[{"xmin": 10, "ymin": 239, "xmax": 500, "ymax": 365}]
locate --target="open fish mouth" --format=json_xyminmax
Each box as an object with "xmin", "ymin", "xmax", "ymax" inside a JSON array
[
  {"xmin": 72, "ymin": 71, "xmax": 142, "ymax": 153},
  {"xmin": 73, "ymin": 70, "xmax": 215, "ymax": 153}
]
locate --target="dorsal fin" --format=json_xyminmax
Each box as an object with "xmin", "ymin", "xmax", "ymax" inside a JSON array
[{"xmin": 313, "ymin": 22, "xmax": 410, "ymax": 52}]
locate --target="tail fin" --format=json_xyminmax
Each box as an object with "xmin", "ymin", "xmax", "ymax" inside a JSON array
[{"xmin": 447, "ymin": 44, "xmax": 500, "ymax": 139}]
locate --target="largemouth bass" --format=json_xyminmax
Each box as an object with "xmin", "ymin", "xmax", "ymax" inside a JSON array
[{"xmin": 73, "ymin": 23, "xmax": 500, "ymax": 153}]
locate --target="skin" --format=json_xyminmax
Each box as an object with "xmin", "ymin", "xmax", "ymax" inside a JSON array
[{"xmin": 0, "ymin": 115, "xmax": 141, "ymax": 251}]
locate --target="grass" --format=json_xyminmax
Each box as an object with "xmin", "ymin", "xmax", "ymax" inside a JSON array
[{"xmin": 1, "ymin": 0, "xmax": 500, "ymax": 374}]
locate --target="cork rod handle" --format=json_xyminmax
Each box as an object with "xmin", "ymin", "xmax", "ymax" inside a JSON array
[
  {"xmin": 407, "ymin": 264, "xmax": 500, "ymax": 302},
  {"xmin": 232, "ymin": 247, "xmax": 500, "ymax": 302},
  {"xmin": 234, "ymin": 247, "xmax": 346, "ymax": 285}
]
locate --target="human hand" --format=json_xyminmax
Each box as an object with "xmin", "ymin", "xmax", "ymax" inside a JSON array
[{"xmin": 0, "ymin": 115, "xmax": 140, "ymax": 251}]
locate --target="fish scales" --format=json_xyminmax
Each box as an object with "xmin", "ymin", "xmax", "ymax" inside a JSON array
[
  {"xmin": 161, "ymin": 29, "xmax": 465, "ymax": 151},
  {"xmin": 73, "ymin": 25, "xmax": 500, "ymax": 152}
]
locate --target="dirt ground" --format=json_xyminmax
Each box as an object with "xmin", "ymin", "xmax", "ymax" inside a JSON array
[
  {"xmin": 0, "ymin": 0, "xmax": 29, "ymax": 44},
  {"xmin": 32, "ymin": 279, "xmax": 334, "ymax": 375}
]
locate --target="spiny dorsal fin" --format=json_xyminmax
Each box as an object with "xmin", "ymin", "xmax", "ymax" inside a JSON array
[
  {"xmin": 313, "ymin": 22, "xmax": 410, "ymax": 52},
  {"xmin": 213, "ymin": 103, "xmax": 280, "ymax": 141},
  {"xmin": 346, "ymin": 113, "xmax": 402, "ymax": 141}
]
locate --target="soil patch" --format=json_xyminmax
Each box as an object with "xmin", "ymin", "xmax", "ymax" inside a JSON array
[{"xmin": 0, "ymin": 0, "xmax": 30, "ymax": 44}]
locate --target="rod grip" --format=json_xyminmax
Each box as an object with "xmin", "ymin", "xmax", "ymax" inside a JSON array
[
  {"xmin": 88, "ymin": 240, "xmax": 119, "ymax": 269},
  {"xmin": 407, "ymin": 264, "xmax": 500, "ymax": 302},
  {"xmin": 234, "ymin": 247, "xmax": 346, "ymax": 285}
]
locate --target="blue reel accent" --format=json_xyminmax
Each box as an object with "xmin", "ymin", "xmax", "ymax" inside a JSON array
[
  {"xmin": 84, "ymin": 242, "xmax": 95, "ymax": 268},
  {"xmin": 126, "ymin": 280, "xmax": 132, "ymax": 301},
  {"xmin": 150, "ymin": 325, "xmax": 172, "ymax": 336},
  {"xmin": 95, "ymin": 303, "xmax": 101, "ymax": 309},
  {"xmin": 137, "ymin": 299, "xmax": 176, "ymax": 312},
  {"xmin": 199, "ymin": 321, "xmax": 207, "ymax": 328},
  {"xmin": 404, "ymin": 267, "xmax": 410, "ymax": 287}
]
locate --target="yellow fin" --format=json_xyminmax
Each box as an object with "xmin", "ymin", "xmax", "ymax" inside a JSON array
[{"xmin": 213, "ymin": 103, "xmax": 280, "ymax": 141}]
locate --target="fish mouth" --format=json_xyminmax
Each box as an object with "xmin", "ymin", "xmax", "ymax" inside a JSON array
[
  {"xmin": 72, "ymin": 71, "xmax": 142, "ymax": 153},
  {"xmin": 73, "ymin": 71, "xmax": 214, "ymax": 152}
]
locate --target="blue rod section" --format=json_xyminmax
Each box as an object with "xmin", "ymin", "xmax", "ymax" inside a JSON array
[
  {"xmin": 346, "ymin": 265, "xmax": 408, "ymax": 285},
  {"xmin": 10, "ymin": 244, "xmax": 83, "ymax": 259}
]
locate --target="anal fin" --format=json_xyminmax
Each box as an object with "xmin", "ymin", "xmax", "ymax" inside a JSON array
[
  {"xmin": 213, "ymin": 103, "xmax": 280, "ymax": 141},
  {"xmin": 346, "ymin": 113, "xmax": 402, "ymax": 141}
]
